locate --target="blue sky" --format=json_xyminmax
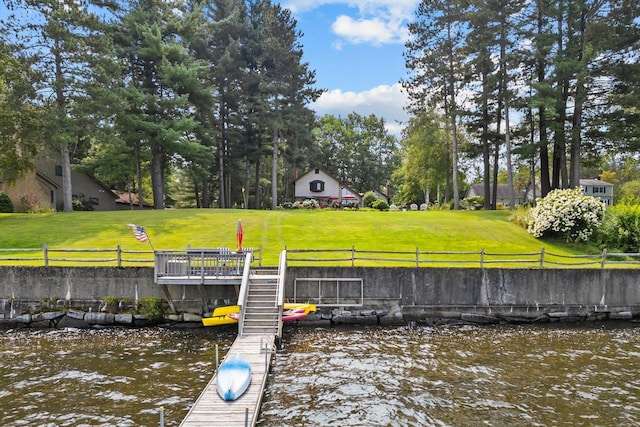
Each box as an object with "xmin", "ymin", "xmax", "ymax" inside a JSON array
[{"xmin": 279, "ymin": 0, "xmax": 419, "ymax": 137}]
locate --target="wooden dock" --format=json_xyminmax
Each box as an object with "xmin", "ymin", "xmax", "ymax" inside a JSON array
[{"xmin": 180, "ymin": 334, "xmax": 275, "ymax": 427}]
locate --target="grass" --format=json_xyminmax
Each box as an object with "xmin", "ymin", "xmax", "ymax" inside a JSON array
[{"xmin": 0, "ymin": 208, "xmax": 592, "ymax": 266}]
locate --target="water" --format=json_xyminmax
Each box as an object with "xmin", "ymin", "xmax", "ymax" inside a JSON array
[{"xmin": 1, "ymin": 324, "xmax": 640, "ymax": 426}]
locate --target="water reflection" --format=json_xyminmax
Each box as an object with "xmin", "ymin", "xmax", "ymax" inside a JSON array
[{"xmin": 1, "ymin": 324, "xmax": 639, "ymax": 426}]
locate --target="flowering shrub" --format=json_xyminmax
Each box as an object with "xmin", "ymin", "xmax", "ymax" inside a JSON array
[
  {"xmin": 527, "ymin": 187, "xmax": 606, "ymax": 242},
  {"xmin": 292, "ymin": 199, "xmax": 319, "ymax": 209}
]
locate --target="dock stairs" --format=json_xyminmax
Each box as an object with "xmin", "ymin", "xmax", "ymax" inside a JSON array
[{"xmin": 240, "ymin": 268, "xmax": 280, "ymax": 335}]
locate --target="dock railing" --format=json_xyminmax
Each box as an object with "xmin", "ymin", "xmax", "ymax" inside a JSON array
[
  {"xmin": 154, "ymin": 248, "xmax": 257, "ymax": 281},
  {"xmin": 275, "ymin": 250, "xmax": 287, "ymax": 340},
  {"xmin": 236, "ymin": 251, "xmax": 254, "ymax": 335}
]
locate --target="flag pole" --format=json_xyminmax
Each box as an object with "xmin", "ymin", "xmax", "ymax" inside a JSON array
[{"xmin": 127, "ymin": 223, "xmax": 154, "ymax": 251}]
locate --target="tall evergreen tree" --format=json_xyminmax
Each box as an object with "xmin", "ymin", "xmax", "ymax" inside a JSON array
[
  {"xmin": 250, "ymin": 0, "xmax": 321, "ymax": 210},
  {"xmin": 0, "ymin": 42, "xmax": 41, "ymax": 182},
  {"xmin": 107, "ymin": 0, "xmax": 204, "ymax": 209},
  {"xmin": 404, "ymin": 0, "xmax": 470, "ymax": 209},
  {"xmin": 2, "ymin": 0, "xmax": 112, "ymax": 211}
]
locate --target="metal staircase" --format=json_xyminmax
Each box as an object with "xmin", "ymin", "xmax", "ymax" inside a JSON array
[
  {"xmin": 237, "ymin": 251, "xmax": 287, "ymax": 341},
  {"xmin": 240, "ymin": 268, "xmax": 280, "ymax": 335}
]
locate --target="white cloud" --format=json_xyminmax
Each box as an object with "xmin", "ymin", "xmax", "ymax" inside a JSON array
[
  {"xmin": 332, "ymin": 15, "xmax": 399, "ymax": 45},
  {"xmin": 281, "ymin": 0, "xmax": 418, "ymax": 46},
  {"xmin": 283, "ymin": 0, "xmax": 417, "ymax": 16},
  {"xmin": 310, "ymin": 83, "xmax": 409, "ymax": 137}
]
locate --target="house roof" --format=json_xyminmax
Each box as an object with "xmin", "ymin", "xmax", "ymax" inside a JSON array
[
  {"xmin": 580, "ymin": 179, "xmax": 613, "ymax": 186},
  {"xmin": 113, "ymin": 191, "xmax": 152, "ymax": 207},
  {"xmin": 35, "ymin": 171, "xmax": 59, "ymax": 189},
  {"xmin": 468, "ymin": 183, "xmax": 526, "ymax": 199}
]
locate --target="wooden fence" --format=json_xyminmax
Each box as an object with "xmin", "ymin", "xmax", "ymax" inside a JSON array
[
  {"xmin": 1, "ymin": 245, "xmax": 639, "ymax": 268},
  {"xmin": 285, "ymin": 247, "xmax": 640, "ymax": 269},
  {"xmin": 0, "ymin": 245, "xmax": 261, "ymax": 268}
]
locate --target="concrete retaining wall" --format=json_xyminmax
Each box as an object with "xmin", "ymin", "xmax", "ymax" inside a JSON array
[
  {"xmin": 287, "ymin": 267, "xmax": 640, "ymax": 323},
  {"xmin": 0, "ymin": 266, "xmax": 638, "ymax": 325}
]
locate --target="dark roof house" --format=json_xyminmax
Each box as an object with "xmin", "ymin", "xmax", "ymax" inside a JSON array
[
  {"xmin": 465, "ymin": 183, "xmax": 530, "ymax": 206},
  {"xmin": 0, "ymin": 158, "xmax": 118, "ymax": 212}
]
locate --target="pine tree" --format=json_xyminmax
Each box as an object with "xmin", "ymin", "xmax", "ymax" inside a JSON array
[{"xmin": 2, "ymin": 0, "xmax": 113, "ymax": 211}]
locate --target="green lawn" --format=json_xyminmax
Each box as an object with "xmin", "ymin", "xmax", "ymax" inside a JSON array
[{"xmin": 0, "ymin": 208, "xmax": 589, "ymax": 266}]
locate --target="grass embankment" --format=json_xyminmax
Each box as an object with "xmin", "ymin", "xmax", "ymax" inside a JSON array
[{"xmin": 0, "ymin": 209, "xmax": 588, "ymax": 266}]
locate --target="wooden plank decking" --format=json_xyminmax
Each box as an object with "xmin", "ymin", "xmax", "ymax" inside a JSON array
[{"xmin": 180, "ymin": 334, "xmax": 275, "ymax": 427}]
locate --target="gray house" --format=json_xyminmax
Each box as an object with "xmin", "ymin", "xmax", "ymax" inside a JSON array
[
  {"xmin": 465, "ymin": 183, "xmax": 530, "ymax": 206},
  {"xmin": 1, "ymin": 158, "xmax": 118, "ymax": 212}
]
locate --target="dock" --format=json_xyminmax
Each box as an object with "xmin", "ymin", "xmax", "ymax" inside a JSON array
[
  {"xmin": 179, "ymin": 334, "xmax": 275, "ymax": 427},
  {"xmin": 176, "ymin": 251, "xmax": 288, "ymax": 426}
]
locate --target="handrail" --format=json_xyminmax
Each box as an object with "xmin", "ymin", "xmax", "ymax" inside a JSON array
[
  {"xmin": 275, "ymin": 250, "xmax": 287, "ymax": 340},
  {"xmin": 236, "ymin": 251, "xmax": 254, "ymax": 335},
  {"xmin": 276, "ymin": 250, "xmax": 287, "ymax": 308}
]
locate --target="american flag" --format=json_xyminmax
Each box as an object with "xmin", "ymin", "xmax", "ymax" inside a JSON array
[{"xmin": 127, "ymin": 224, "xmax": 149, "ymax": 242}]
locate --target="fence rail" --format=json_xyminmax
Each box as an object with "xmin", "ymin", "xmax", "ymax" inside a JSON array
[
  {"xmin": 285, "ymin": 246, "xmax": 640, "ymax": 269},
  {"xmin": 0, "ymin": 244, "xmax": 639, "ymax": 268},
  {"xmin": 0, "ymin": 245, "xmax": 262, "ymax": 268}
]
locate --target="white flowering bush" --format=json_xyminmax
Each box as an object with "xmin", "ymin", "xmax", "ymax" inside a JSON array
[
  {"xmin": 527, "ymin": 187, "xmax": 606, "ymax": 242},
  {"xmin": 292, "ymin": 199, "xmax": 319, "ymax": 209}
]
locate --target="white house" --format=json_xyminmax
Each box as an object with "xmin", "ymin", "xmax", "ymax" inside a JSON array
[
  {"xmin": 294, "ymin": 167, "xmax": 361, "ymax": 207},
  {"xmin": 580, "ymin": 179, "xmax": 614, "ymax": 206}
]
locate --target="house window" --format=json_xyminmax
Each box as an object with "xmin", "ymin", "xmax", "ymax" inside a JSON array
[
  {"xmin": 55, "ymin": 165, "xmax": 62, "ymax": 176},
  {"xmin": 315, "ymin": 168, "xmax": 320, "ymax": 174},
  {"xmin": 309, "ymin": 180, "xmax": 324, "ymax": 192}
]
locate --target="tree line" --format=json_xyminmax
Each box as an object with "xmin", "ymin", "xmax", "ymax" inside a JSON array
[
  {"xmin": 402, "ymin": 0, "xmax": 640, "ymax": 209},
  {"xmin": 0, "ymin": 0, "xmax": 403, "ymax": 211},
  {"xmin": 1, "ymin": 0, "xmax": 327, "ymax": 210},
  {"xmin": 3, "ymin": 0, "xmax": 639, "ymax": 212}
]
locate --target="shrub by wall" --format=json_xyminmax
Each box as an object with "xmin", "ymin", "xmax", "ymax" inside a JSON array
[
  {"xmin": 595, "ymin": 204, "xmax": 640, "ymax": 252},
  {"xmin": 0, "ymin": 191, "xmax": 14, "ymax": 213}
]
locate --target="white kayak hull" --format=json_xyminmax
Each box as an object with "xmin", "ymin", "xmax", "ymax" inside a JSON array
[{"xmin": 216, "ymin": 355, "xmax": 252, "ymax": 401}]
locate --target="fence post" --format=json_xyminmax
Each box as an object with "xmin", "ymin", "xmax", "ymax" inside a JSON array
[
  {"xmin": 601, "ymin": 248, "xmax": 607, "ymax": 269},
  {"xmin": 351, "ymin": 245, "xmax": 355, "ymax": 267},
  {"xmin": 480, "ymin": 248, "xmax": 484, "ymax": 269},
  {"xmin": 43, "ymin": 243, "xmax": 48, "ymax": 267},
  {"xmin": 415, "ymin": 247, "xmax": 419, "ymax": 267},
  {"xmin": 540, "ymin": 247, "xmax": 545, "ymax": 268},
  {"xmin": 117, "ymin": 245, "xmax": 122, "ymax": 268}
]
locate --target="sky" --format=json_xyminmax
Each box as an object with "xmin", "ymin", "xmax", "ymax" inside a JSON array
[{"xmin": 278, "ymin": 0, "xmax": 420, "ymax": 137}]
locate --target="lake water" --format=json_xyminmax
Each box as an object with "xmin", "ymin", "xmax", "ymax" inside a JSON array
[{"xmin": 1, "ymin": 323, "xmax": 639, "ymax": 426}]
